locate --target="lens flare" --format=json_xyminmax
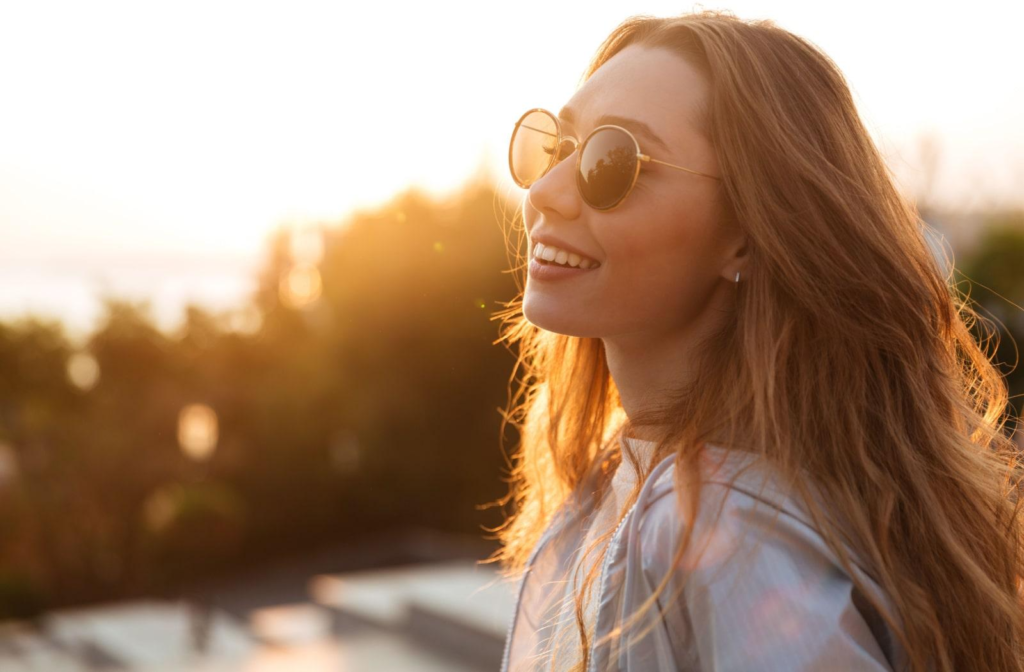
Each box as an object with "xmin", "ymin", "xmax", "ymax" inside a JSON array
[
  {"xmin": 289, "ymin": 226, "xmax": 325, "ymax": 265},
  {"xmin": 178, "ymin": 404, "xmax": 218, "ymax": 461},
  {"xmin": 226, "ymin": 305, "xmax": 263, "ymax": 334},
  {"xmin": 279, "ymin": 264, "xmax": 323, "ymax": 310},
  {"xmin": 67, "ymin": 352, "xmax": 100, "ymax": 391}
]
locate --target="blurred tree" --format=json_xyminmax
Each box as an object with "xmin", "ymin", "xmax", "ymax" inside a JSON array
[
  {"xmin": 956, "ymin": 211, "xmax": 1024, "ymax": 419},
  {"xmin": 0, "ymin": 181, "xmax": 521, "ymax": 616}
]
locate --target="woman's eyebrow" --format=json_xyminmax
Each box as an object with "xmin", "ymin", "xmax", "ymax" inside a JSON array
[{"xmin": 558, "ymin": 104, "xmax": 671, "ymax": 153}]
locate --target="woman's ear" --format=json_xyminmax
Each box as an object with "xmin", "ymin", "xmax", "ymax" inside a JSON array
[{"xmin": 721, "ymin": 233, "xmax": 749, "ymax": 283}]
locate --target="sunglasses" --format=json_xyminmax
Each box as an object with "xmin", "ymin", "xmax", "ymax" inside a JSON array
[{"xmin": 508, "ymin": 107, "xmax": 722, "ymax": 212}]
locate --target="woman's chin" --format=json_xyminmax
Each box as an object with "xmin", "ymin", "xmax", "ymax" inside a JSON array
[{"xmin": 522, "ymin": 299, "xmax": 597, "ymax": 337}]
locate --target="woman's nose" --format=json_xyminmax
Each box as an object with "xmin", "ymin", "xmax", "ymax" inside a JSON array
[{"xmin": 526, "ymin": 151, "xmax": 582, "ymax": 222}]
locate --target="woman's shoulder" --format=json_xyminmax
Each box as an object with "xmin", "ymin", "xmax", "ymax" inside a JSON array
[
  {"xmin": 636, "ymin": 444, "xmax": 860, "ymax": 577},
  {"xmin": 635, "ymin": 446, "xmax": 812, "ymax": 569},
  {"xmin": 632, "ymin": 446, "xmax": 907, "ymax": 670},
  {"xmin": 640, "ymin": 444, "xmax": 807, "ymax": 517}
]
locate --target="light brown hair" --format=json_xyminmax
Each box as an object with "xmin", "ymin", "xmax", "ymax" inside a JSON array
[{"xmin": 487, "ymin": 9, "xmax": 1024, "ymax": 671}]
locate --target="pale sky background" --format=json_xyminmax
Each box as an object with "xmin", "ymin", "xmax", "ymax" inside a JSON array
[{"xmin": 2, "ymin": 0, "xmax": 1022, "ymax": 338}]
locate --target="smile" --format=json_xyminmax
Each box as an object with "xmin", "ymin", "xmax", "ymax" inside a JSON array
[{"xmin": 532, "ymin": 242, "xmax": 601, "ymax": 269}]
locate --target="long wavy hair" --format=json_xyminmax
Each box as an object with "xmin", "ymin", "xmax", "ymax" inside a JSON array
[{"xmin": 485, "ymin": 9, "xmax": 1023, "ymax": 672}]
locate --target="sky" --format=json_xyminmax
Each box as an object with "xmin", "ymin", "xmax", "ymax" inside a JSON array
[{"xmin": 2, "ymin": 0, "xmax": 1022, "ymax": 337}]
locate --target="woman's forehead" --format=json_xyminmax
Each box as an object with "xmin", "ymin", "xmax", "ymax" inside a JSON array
[{"xmin": 562, "ymin": 44, "xmax": 708, "ymax": 142}]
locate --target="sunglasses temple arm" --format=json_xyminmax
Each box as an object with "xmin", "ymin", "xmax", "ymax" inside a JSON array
[
  {"xmin": 641, "ymin": 154, "xmax": 722, "ymax": 181},
  {"xmin": 519, "ymin": 123, "xmax": 559, "ymax": 138}
]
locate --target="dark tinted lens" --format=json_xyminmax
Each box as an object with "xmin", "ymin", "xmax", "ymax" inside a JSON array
[
  {"xmin": 577, "ymin": 127, "xmax": 638, "ymax": 209},
  {"xmin": 509, "ymin": 110, "xmax": 558, "ymax": 187}
]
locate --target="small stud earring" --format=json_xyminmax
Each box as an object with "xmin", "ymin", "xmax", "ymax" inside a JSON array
[{"xmin": 735, "ymin": 271, "xmax": 741, "ymax": 283}]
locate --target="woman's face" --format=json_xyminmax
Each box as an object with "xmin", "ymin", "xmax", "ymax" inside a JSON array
[{"xmin": 523, "ymin": 44, "xmax": 742, "ymax": 340}]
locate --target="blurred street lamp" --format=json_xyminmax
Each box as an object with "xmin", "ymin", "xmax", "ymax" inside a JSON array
[{"xmin": 177, "ymin": 404, "xmax": 218, "ymax": 462}]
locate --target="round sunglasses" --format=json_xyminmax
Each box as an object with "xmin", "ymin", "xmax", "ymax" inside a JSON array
[{"xmin": 508, "ymin": 107, "xmax": 722, "ymax": 211}]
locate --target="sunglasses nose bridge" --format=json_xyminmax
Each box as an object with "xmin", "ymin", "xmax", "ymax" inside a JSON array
[{"xmin": 555, "ymin": 133, "xmax": 579, "ymax": 163}]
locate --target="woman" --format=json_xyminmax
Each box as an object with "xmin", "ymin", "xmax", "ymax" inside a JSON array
[{"xmin": 487, "ymin": 9, "xmax": 1024, "ymax": 672}]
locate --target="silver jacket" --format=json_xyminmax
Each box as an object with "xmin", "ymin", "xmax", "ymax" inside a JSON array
[{"xmin": 500, "ymin": 445, "xmax": 909, "ymax": 671}]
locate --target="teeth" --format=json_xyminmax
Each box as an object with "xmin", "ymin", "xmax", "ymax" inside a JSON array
[{"xmin": 532, "ymin": 242, "xmax": 599, "ymax": 269}]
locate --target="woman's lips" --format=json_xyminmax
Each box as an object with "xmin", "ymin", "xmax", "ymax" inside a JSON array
[{"xmin": 528, "ymin": 257, "xmax": 599, "ymax": 281}]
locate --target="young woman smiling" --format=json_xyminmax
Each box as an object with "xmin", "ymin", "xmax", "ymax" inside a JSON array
[{"xmin": 488, "ymin": 9, "xmax": 1024, "ymax": 672}]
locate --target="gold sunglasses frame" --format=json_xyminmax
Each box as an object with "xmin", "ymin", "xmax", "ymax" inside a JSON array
[{"xmin": 509, "ymin": 107, "xmax": 722, "ymax": 212}]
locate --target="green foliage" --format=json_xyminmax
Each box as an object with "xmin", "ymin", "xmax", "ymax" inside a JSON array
[
  {"xmin": 0, "ymin": 181, "xmax": 521, "ymax": 615},
  {"xmin": 0, "ymin": 568, "xmax": 45, "ymax": 620},
  {"xmin": 955, "ymin": 212, "xmax": 1024, "ymax": 418}
]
